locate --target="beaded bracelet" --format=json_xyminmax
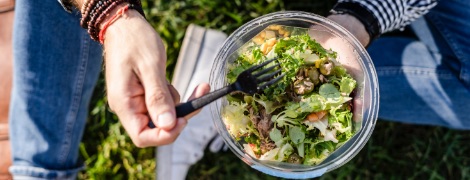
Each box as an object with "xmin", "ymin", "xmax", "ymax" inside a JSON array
[
  {"xmin": 80, "ymin": 0, "xmax": 145, "ymax": 41},
  {"xmin": 80, "ymin": 0, "xmax": 104, "ymax": 28},
  {"xmin": 88, "ymin": 0, "xmax": 126, "ymax": 40},
  {"xmin": 99, "ymin": 4, "xmax": 131, "ymax": 43}
]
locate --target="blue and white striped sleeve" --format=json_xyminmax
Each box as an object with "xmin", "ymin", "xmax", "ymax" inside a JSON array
[{"xmin": 334, "ymin": 0, "xmax": 438, "ymax": 34}]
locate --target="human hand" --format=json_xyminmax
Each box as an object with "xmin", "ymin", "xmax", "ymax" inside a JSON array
[
  {"xmin": 326, "ymin": 14, "xmax": 370, "ymax": 47},
  {"xmin": 304, "ymin": 13, "xmax": 373, "ymax": 78},
  {"xmin": 307, "ymin": 14, "xmax": 371, "ymax": 123},
  {"xmin": 102, "ymin": 8, "xmax": 210, "ymax": 147}
]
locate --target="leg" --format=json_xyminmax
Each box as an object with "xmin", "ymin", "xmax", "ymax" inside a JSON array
[
  {"xmin": 367, "ymin": 0, "xmax": 470, "ymax": 130},
  {"xmin": 368, "ymin": 37, "xmax": 470, "ymax": 129},
  {"xmin": 422, "ymin": 0, "xmax": 470, "ymax": 88},
  {"xmin": 9, "ymin": 0, "xmax": 102, "ymax": 178}
]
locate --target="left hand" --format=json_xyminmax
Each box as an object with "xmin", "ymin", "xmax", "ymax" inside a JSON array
[{"xmin": 327, "ymin": 14, "xmax": 370, "ymax": 47}]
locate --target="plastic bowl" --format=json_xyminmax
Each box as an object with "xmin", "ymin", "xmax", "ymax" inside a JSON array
[{"xmin": 209, "ymin": 11, "xmax": 379, "ymax": 179}]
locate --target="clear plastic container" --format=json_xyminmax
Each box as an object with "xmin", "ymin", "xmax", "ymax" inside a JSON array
[{"xmin": 209, "ymin": 11, "xmax": 379, "ymax": 179}]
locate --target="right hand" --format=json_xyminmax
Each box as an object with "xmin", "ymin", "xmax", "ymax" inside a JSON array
[{"xmin": 102, "ymin": 8, "xmax": 210, "ymax": 147}]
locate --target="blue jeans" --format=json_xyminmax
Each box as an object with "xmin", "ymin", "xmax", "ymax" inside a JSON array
[
  {"xmin": 368, "ymin": 0, "xmax": 470, "ymax": 129},
  {"xmin": 9, "ymin": 0, "xmax": 102, "ymax": 179}
]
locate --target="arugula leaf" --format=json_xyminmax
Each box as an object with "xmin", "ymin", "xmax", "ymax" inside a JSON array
[
  {"xmin": 297, "ymin": 142, "xmax": 305, "ymax": 158},
  {"xmin": 289, "ymin": 126, "xmax": 305, "ymax": 144},
  {"xmin": 269, "ymin": 127, "xmax": 283, "ymax": 142},
  {"xmin": 339, "ymin": 76, "xmax": 357, "ymax": 96},
  {"xmin": 319, "ymin": 83, "xmax": 340, "ymax": 98}
]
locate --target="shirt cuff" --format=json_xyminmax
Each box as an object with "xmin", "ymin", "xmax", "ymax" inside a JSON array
[{"xmin": 330, "ymin": 1, "xmax": 381, "ymax": 41}]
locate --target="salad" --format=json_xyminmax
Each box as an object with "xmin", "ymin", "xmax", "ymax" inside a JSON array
[{"xmin": 222, "ymin": 25, "xmax": 357, "ymax": 165}]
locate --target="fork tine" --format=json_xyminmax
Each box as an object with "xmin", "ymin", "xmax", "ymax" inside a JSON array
[
  {"xmin": 245, "ymin": 57, "xmax": 278, "ymax": 72},
  {"xmin": 253, "ymin": 62, "xmax": 281, "ymax": 77},
  {"xmin": 258, "ymin": 73, "xmax": 285, "ymax": 90},
  {"xmin": 257, "ymin": 69, "xmax": 282, "ymax": 82}
]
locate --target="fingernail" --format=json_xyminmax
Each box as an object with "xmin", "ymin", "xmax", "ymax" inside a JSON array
[{"xmin": 157, "ymin": 112, "xmax": 175, "ymax": 128}]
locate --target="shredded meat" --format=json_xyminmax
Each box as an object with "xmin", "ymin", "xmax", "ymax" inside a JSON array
[
  {"xmin": 248, "ymin": 105, "xmax": 260, "ymax": 126},
  {"xmin": 257, "ymin": 108, "xmax": 273, "ymax": 139},
  {"xmin": 248, "ymin": 103, "xmax": 276, "ymax": 155},
  {"xmin": 249, "ymin": 106, "xmax": 273, "ymax": 139},
  {"xmin": 260, "ymin": 140, "xmax": 276, "ymax": 154}
]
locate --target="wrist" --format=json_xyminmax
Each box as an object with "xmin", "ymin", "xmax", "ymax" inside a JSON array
[
  {"xmin": 327, "ymin": 14, "xmax": 370, "ymax": 47},
  {"xmin": 329, "ymin": 2, "xmax": 381, "ymax": 47},
  {"xmin": 99, "ymin": 3, "xmax": 134, "ymax": 30},
  {"xmin": 101, "ymin": 8, "xmax": 148, "ymax": 44},
  {"xmin": 79, "ymin": 0, "xmax": 145, "ymax": 41}
]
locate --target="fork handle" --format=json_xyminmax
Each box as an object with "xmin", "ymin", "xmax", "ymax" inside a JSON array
[{"xmin": 176, "ymin": 85, "xmax": 233, "ymax": 117}]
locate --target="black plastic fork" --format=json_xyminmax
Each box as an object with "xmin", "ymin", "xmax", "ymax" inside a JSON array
[{"xmin": 175, "ymin": 57, "xmax": 284, "ymax": 117}]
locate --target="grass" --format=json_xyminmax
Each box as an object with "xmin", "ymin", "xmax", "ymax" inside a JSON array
[
  {"xmin": 78, "ymin": 0, "xmax": 470, "ymax": 179},
  {"xmin": 188, "ymin": 122, "xmax": 470, "ymax": 180}
]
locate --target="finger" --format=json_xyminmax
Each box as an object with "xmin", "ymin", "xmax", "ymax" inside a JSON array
[
  {"xmin": 183, "ymin": 83, "xmax": 211, "ymax": 120},
  {"xmin": 124, "ymin": 114, "xmax": 188, "ymax": 147},
  {"xmin": 167, "ymin": 84, "xmax": 180, "ymax": 104},
  {"xmin": 145, "ymin": 78, "xmax": 176, "ymax": 130},
  {"xmin": 137, "ymin": 63, "xmax": 178, "ymax": 131},
  {"xmin": 138, "ymin": 84, "xmax": 180, "ymax": 129}
]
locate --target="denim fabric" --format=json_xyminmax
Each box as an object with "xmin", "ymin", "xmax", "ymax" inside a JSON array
[
  {"xmin": 367, "ymin": 0, "xmax": 470, "ymax": 129},
  {"xmin": 9, "ymin": 0, "xmax": 102, "ymax": 179}
]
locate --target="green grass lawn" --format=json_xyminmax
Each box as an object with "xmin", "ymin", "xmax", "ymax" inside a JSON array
[{"xmin": 78, "ymin": 0, "xmax": 470, "ymax": 179}]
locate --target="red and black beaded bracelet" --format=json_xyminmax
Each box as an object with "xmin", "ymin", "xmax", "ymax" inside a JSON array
[
  {"xmin": 88, "ymin": 0, "xmax": 125, "ymax": 40},
  {"xmin": 80, "ymin": 0, "xmax": 145, "ymax": 41},
  {"xmin": 80, "ymin": 0, "xmax": 105, "ymax": 28}
]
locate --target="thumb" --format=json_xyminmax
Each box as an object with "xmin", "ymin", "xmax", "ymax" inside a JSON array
[
  {"xmin": 148, "ymin": 82, "xmax": 177, "ymax": 130},
  {"xmin": 141, "ymin": 68, "xmax": 177, "ymax": 131}
]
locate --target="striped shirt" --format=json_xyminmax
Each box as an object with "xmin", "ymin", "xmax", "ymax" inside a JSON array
[{"xmin": 336, "ymin": 0, "xmax": 438, "ymax": 34}]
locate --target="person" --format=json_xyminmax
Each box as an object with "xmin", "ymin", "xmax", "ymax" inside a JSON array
[
  {"xmin": 330, "ymin": 0, "xmax": 470, "ymax": 129},
  {"xmin": 162, "ymin": 0, "xmax": 470, "ymax": 179},
  {"xmin": 9, "ymin": 0, "xmax": 210, "ymax": 179},
  {"xmin": 10, "ymin": 0, "xmax": 470, "ymax": 178}
]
